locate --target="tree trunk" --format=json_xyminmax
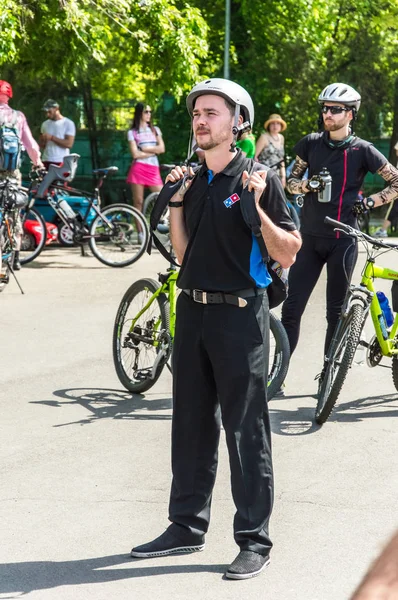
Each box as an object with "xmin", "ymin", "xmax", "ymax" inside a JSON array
[
  {"xmin": 81, "ymin": 79, "xmax": 101, "ymax": 172},
  {"xmin": 389, "ymin": 77, "xmax": 398, "ymax": 166}
]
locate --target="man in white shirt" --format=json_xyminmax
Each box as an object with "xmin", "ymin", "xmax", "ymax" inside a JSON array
[{"xmin": 40, "ymin": 99, "xmax": 76, "ymax": 169}]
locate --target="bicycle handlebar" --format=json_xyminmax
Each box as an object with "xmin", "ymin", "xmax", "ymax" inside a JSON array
[{"xmin": 324, "ymin": 216, "xmax": 398, "ymax": 250}]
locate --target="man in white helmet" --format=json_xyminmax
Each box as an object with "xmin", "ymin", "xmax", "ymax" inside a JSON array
[
  {"xmin": 283, "ymin": 82, "xmax": 398, "ymax": 389},
  {"xmin": 130, "ymin": 78, "xmax": 301, "ymax": 579}
]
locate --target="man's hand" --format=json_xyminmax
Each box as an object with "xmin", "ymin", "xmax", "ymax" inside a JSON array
[
  {"xmin": 41, "ymin": 133, "xmax": 53, "ymax": 143},
  {"xmin": 307, "ymin": 175, "xmax": 325, "ymax": 192},
  {"xmin": 242, "ymin": 170, "xmax": 267, "ymax": 205},
  {"xmin": 166, "ymin": 165, "xmax": 195, "ymax": 200}
]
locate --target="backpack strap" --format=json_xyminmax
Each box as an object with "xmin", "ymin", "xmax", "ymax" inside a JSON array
[{"xmin": 240, "ymin": 160, "xmax": 270, "ymax": 264}]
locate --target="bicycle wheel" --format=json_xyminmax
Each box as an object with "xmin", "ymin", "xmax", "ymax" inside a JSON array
[
  {"xmin": 143, "ymin": 192, "xmax": 159, "ymax": 221},
  {"xmin": 113, "ymin": 278, "xmax": 171, "ymax": 393},
  {"xmin": 391, "ymin": 356, "xmax": 398, "ymax": 391},
  {"xmin": 20, "ymin": 207, "xmax": 47, "ymax": 265},
  {"xmin": 89, "ymin": 204, "xmax": 149, "ymax": 267},
  {"xmin": 315, "ymin": 303, "xmax": 364, "ymax": 424},
  {"xmin": 267, "ymin": 312, "xmax": 290, "ymax": 400},
  {"xmin": 0, "ymin": 223, "xmax": 13, "ymax": 293}
]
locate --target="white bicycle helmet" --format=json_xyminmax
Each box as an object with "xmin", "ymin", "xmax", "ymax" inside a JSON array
[
  {"xmin": 186, "ymin": 78, "xmax": 254, "ymax": 127},
  {"xmin": 318, "ymin": 83, "xmax": 361, "ymax": 111}
]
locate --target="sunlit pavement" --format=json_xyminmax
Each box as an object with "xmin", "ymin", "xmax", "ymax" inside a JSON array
[{"xmin": 1, "ymin": 241, "xmax": 397, "ymax": 599}]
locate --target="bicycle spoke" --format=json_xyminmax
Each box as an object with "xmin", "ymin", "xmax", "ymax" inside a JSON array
[{"xmin": 90, "ymin": 204, "xmax": 148, "ymax": 267}]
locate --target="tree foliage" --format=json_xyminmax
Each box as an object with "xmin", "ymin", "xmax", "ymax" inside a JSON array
[{"xmin": 1, "ymin": 0, "xmax": 208, "ymax": 101}]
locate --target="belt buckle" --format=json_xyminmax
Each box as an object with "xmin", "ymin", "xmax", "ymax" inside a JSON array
[{"xmin": 193, "ymin": 289, "xmax": 207, "ymax": 304}]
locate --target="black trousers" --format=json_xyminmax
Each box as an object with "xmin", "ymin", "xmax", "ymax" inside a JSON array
[
  {"xmin": 168, "ymin": 290, "xmax": 273, "ymax": 555},
  {"xmin": 281, "ymin": 233, "xmax": 358, "ymax": 356}
]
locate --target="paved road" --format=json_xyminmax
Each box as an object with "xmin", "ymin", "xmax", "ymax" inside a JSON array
[{"xmin": 1, "ymin": 243, "xmax": 397, "ymax": 599}]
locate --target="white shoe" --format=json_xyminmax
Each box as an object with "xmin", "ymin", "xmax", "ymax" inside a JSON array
[
  {"xmin": 138, "ymin": 232, "xmax": 144, "ymax": 244},
  {"xmin": 374, "ymin": 228, "xmax": 388, "ymax": 238}
]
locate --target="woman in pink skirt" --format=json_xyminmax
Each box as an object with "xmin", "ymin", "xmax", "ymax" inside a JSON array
[{"xmin": 126, "ymin": 102, "xmax": 165, "ymax": 213}]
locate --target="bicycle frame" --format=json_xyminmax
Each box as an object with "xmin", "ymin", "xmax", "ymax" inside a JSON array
[
  {"xmin": 360, "ymin": 260, "xmax": 398, "ymax": 357},
  {"xmin": 129, "ymin": 268, "xmax": 178, "ymax": 346}
]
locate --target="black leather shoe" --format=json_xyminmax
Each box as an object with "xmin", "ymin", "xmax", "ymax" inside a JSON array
[
  {"xmin": 225, "ymin": 550, "xmax": 270, "ymax": 580},
  {"xmin": 131, "ymin": 529, "xmax": 205, "ymax": 558},
  {"xmin": 13, "ymin": 258, "xmax": 21, "ymax": 271}
]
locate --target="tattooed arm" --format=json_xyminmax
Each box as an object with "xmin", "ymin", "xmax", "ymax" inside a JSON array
[
  {"xmin": 368, "ymin": 162, "xmax": 398, "ymax": 207},
  {"xmin": 286, "ymin": 155, "xmax": 310, "ymax": 194}
]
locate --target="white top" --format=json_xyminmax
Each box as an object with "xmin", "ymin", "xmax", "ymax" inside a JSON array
[
  {"xmin": 41, "ymin": 117, "xmax": 76, "ymax": 162},
  {"xmin": 128, "ymin": 126, "xmax": 161, "ymax": 167}
]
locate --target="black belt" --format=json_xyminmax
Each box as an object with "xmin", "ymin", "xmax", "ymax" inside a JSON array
[{"xmin": 183, "ymin": 287, "xmax": 266, "ymax": 308}]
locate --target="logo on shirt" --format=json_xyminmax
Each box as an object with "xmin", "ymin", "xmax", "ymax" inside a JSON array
[{"xmin": 223, "ymin": 193, "xmax": 240, "ymax": 208}]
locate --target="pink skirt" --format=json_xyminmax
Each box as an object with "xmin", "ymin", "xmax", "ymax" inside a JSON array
[{"xmin": 126, "ymin": 162, "xmax": 163, "ymax": 186}]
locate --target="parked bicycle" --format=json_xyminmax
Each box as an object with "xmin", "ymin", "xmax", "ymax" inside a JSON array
[
  {"xmin": 142, "ymin": 163, "xmax": 198, "ymax": 223},
  {"xmin": 112, "ymin": 244, "xmax": 290, "ymax": 398},
  {"xmin": 0, "ymin": 177, "xmax": 27, "ymax": 293},
  {"xmin": 316, "ymin": 216, "xmax": 398, "ymax": 424},
  {"xmin": 28, "ymin": 154, "xmax": 149, "ymax": 267}
]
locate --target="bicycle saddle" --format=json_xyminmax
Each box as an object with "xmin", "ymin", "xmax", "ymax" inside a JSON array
[{"xmin": 92, "ymin": 166, "xmax": 119, "ymax": 177}]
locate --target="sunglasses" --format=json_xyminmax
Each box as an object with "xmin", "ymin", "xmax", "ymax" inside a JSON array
[
  {"xmin": 321, "ymin": 105, "xmax": 351, "ymax": 115},
  {"xmin": 144, "ymin": 109, "xmax": 152, "ymax": 114}
]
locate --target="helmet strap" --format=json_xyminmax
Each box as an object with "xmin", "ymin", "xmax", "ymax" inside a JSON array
[
  {"xmin": 185, "ymin": 125, "xmax": 198, "ymax": 165},
  {"xmin": 230, "ymin": 104, "xmax": 241, "ymax": 152}
]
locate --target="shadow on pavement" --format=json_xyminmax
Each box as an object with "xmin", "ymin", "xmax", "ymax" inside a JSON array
[
  {"xmin": 29, "ymin": 387, "xmax": 172, "ymax": 427},
  {"xmin": 269, "ymin": 392, "xmax": 398, "ymax": 436},
  {"xmin": 24, "ymin": 260, "xmax": 108, "ymax": 270},
  {"xmin": 0, "ymin": 554, "xmax": 225, "ymax": 596}
]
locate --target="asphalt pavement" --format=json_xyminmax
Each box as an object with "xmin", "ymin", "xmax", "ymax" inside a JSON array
[{"xmin": 1, "ymin": 242, "xmax": 397, "ymax": 600}]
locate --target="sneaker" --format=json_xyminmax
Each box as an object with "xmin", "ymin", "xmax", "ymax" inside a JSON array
[
  {"xmin": 225, "ymin": 550, "xmax": 270, "ymax": 580},
  {"xmin": 374, "ymin": 228, "xmax": 388, "ymax": 238},
  {"xmin": 13, "ymin": 257, "xmax": 21, "ymax": 271},
  {"xmin": 137, "ymin": 231, "xmax": 144, "ymax": 244},
  {"xmin": 131, "ymin": 529, "xmax": 205, "ymax": 558}
]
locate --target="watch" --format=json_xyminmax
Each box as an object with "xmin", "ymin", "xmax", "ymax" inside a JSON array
[
  {"xmin": 364, "ymin": 197, "xmax": 375, "ymax": 209},
  {"xmin": 168, "ymin": 200, "xmax": 184, "ymax": 208}
]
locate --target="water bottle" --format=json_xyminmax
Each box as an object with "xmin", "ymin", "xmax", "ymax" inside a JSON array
[
  {"xmin": 318, "ymin": 167, "xmax": 332, "ymax": 203},
  {"xmin": 57, "ymin": 198, "xmax": 76, "ymax": 220},
  {"xmin": 376, "ymin": 291, "xmax": 394, "ymax": 327}
]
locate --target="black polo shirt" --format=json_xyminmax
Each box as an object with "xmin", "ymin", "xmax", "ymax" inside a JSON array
[
  {"xmin": 294, "ymin": 132, "xmax": 387, "ymax": 237},
  {"xmin": 177, "ymin": 150, "xmax": 296, "ymax": 292}
]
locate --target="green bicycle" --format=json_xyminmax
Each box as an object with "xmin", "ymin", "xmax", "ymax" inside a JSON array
[
  {"xmin": 112, "ymin": 259, "xmax": 290, "ymax": 398},
  {"xmin": 316, "ymin": 216, "xmax": 398, "ymax": 425}
]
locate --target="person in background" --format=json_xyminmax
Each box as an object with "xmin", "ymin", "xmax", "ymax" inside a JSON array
[
  {"xmin": 255, "ymin": 113, "xmax": 287, "ymax": 187},
  {"xmin": 374, "ymin": 200, "xmax": 398, "ymax": 238},
  {"xmin": 40, "ymin": 99, "xmax": 76, "ymax": 170},
  {"xmin": 282, "ymin": 82, "xmax": 398, "ymax": 395},
  {"xmin": 0, "ymin": 80, "xmax": 43, "ymax": 270},
  {"xmin": 126, "ymin": 102, "xmax": 165, "ymax": 223},
  {"xmin": 236, "ymin": 127, "xmax": 256, "ymax": 158}
]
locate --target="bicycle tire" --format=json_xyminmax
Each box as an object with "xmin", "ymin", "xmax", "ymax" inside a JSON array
[
  {"xmin": 89, "ymin": 204, "xmax": 149, "ymax": 267},
  {"xmin": 268, "ymin": 312, "xmax": 290, "ymax": 400},
  {"xmin": 315, "ymin": 303, "xmax": 364, "ymax": 424},
  {"xmin": 20, "ymin": 207, "xmax": 47, "ymax": 265},
  {"xmin": 143, "ymin": 192, "xmax": 160, "ymax": 221},
  {"xmin": 113, "ymin": 278, "xmax": 170, "ymax": 393},
  {"xmin": 391, "ymin": 356, "xmax": 398, "ymax": 391},
  {"xmin": 0, "ymin": 223, "xmax": 13, "ymax": 293}
]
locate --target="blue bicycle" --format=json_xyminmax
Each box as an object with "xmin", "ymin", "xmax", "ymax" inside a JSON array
[{"xmin": 28, "ymin": 154, "xmax": 149, "ymax": 267}]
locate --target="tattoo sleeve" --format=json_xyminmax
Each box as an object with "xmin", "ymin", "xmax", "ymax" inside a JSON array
[
  {"xmin": 371, "ymin": 162, "xmax": 398, "ymax": 205},
  {"xmin": 287, "ymin": 155, "xmax": 309, "ymax": 194}
]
